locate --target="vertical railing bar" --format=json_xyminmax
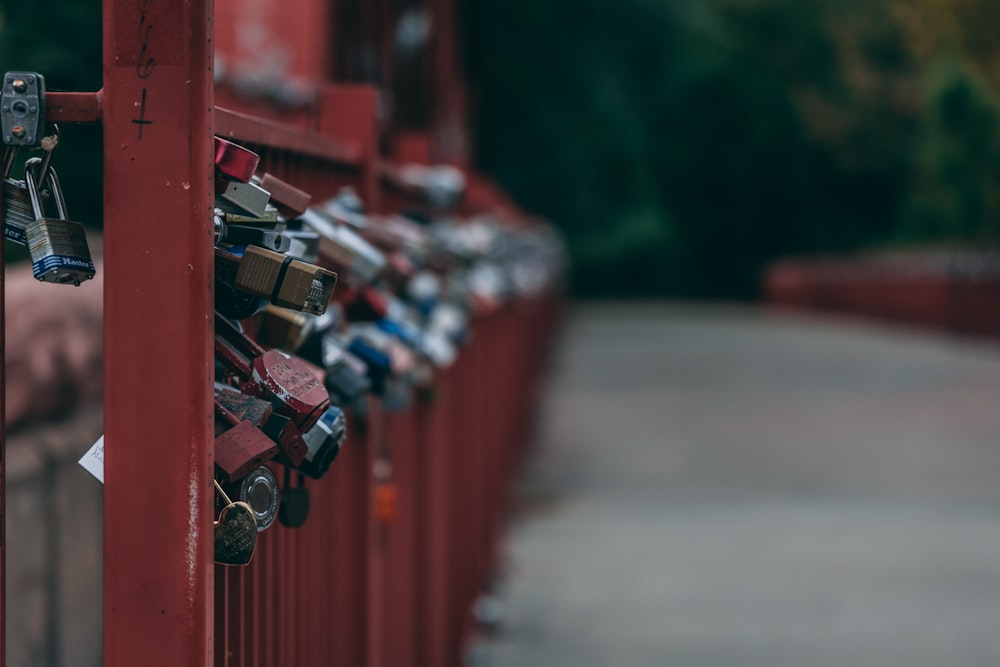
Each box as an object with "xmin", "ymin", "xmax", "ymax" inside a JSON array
[{"xmin": 102, "ymin": 0, "xmax": 215, "ymax": 664}]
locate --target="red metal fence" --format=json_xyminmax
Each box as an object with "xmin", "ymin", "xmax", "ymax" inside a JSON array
[{"xmin": 1, "ymin": 0, "xmax": 562, "ymax": 665}]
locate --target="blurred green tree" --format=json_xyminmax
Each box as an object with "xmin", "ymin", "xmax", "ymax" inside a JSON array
[{"xmin": 466, "ymin": 0, "xmax": 1000, "ymax": 297}]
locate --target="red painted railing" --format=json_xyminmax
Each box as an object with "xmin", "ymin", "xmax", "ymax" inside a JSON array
[{"xmin": 1, "ymin": 0, "xmax": 562, "ymax": 666}]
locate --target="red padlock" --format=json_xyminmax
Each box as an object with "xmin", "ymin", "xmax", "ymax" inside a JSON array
[
  {"xmin": 258, "ymin": 173, "xmax": 312, "ymax": 218},
  {"xmin": 215, "ymin": 314, "xmax": 331, "ymax": 433},
  {"xmin": 214, "ymin": 136, "xmax": 260, "ymax": 183},
  {"xmin": 214, "ymin": 400, "xmax": 280, "ymax": 485},
  {"xmin": 216, "ymin": 388, "xmax": 309, "ymax": 467}
]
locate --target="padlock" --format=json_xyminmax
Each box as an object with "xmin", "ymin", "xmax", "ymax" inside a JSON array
[
  {"xmin": 214, "ymin": 400, "xmax": 280, "ymax": 485},
  {"xmin": 263, "ymin": 412, "xmax": 309, "ymax": 468},
  {"xmin": 2, "ymin": 147, "xmax": 33, "ymax": 245},
  {"xmin": 3, "ymin": 125, "xmax": 60, "ymax": 245},
  {"xmin": 224, "ymin": 465, "xmax": 279, "ymax": 532},
  {"xmin": 317, "ymin": 187, "xmax": 368, "ymax": 229},
  {"xmin": 255, "ymin": 305, "xmax": 314, "ymax": 352},
  {"xmin": 215, "ymin": 247, "xmax": 268, "ymax": 320},
  {"xmin": 300, "ymin": 208, "xmax": 386, "ymax": 287},
  {"xmin": 214, "ymin": 136, "xmax": 260, "ymax": 183},
  {"xmin": 278, "ymin": 470, "xmax": 311, "ymax": 528},
  {"xmin": 282, "ymin": 228, "xmax": 321, "ymax": 263},
  {"xmin": 213, "ymin": 479, "xmax": 257, "ymax": 566},
  {"xmin": 215, "ymin": 387, "xmax": 272, "ymax": 429},
  {"xmin": 346, "ymin": 331, "xmax": 393, "ymax": 396},
  {"xmin": 223, "ymin": 205, "xmax": 280, "ymax": 226},
  {"xmin": 321, "ymin": 336, "xmax": 372, "ymax": 405},
  {"xmin": 216, "ymin": 179, "xmax": 271, "ymax": 218},
  {"xmin": 215, "ymin": 386, "xmax": 310, "ymax": 468},
  {"xmin": 23, "ymin": 157, "xmax": 95, "ymax": 285},
  {"xmin": 298, "ymin": 405, "xmax": 346, "ymax": 479},
  {"xmin": 234, "ymin": 245, "xmax": 337, "ymax": 316},
  {"xmin": 219, "ymin": 223, "xmax": 291, "ymax": 253},
  {"xmin": 215, "ymin": 313, "xmax": 331, "ymax": 432},
  {"xmin": 257, "ymin": 173, "xmax": 312, "ymax": 218}
]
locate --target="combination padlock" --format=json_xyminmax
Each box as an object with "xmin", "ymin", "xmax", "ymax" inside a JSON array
[
  {"xmin": 23, "ymin": 157, "xmax": 95, "ymax": 285},
  {"xmin": 233, "ymin": 245, "xmax": 338, "ymax": 316},
  {"xmin": 215, "ymin": 313, "xmax": 331, "ymax": 432}
]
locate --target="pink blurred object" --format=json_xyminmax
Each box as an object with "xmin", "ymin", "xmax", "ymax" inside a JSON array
[{"xmin": 5, "ymin": 258, "xmax": 103, "ymax": 429}]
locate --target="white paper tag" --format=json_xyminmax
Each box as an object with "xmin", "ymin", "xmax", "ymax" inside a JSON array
[{"xmin": 78, "ymin": 434, "xmax": 105, "ymax": 484}]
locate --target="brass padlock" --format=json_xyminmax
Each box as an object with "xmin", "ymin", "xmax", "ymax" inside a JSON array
[{"xmin": 23, "ymin": 157, "xmax": 95, "ymax": 285}]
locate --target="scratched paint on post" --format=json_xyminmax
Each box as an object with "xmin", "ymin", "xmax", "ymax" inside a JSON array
[
  {"xmin": 113, "ymin": 0, "xmax": 185, "ymax": 139},
  {"xmin": 113, "ymin": 0, "xmax": 181, "ymax": 70}
]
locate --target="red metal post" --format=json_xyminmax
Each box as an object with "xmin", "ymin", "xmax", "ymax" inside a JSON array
[{"xmin": 101, "ymin": 0, "xmax": 215, "ymax": 665}]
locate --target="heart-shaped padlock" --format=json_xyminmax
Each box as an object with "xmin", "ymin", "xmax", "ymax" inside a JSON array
[{"xmin": 213, "ymin": 480, "xmax": 257, "ymax": 566}]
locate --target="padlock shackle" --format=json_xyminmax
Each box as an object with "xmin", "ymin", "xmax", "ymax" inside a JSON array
[
  {"xmin": 2, "ymin": 146, "xmax": 16, "ymax": 181},
  {"xmin": 23, "ymin": 156, "xmax": 68, "ymax": 220},
  {"xmin": 215, "ymin": 313, "xmax": 267, "ymax": 360},
  {"xmin": 214, "ymin": 400, "xmax": 242, "ymax": 428},
  {"xmin": 214, "ymin": 331, "xmax": 255, "ymax": 379}
]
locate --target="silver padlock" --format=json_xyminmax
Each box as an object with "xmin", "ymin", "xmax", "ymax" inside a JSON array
[
  {"xmin": 299, "ymin": 405, "xmax": 346, "ymax": 479},
  {"xmin": 2, "ymin": 147, "xmax": 48, "ymax": 246},
  {"xmin": 216, "ymin": 180, "xmax": 271, "ymax": 218},
  {"xmin": 23, "ymin": 157, "xmax": 95, "ymax": 285}
]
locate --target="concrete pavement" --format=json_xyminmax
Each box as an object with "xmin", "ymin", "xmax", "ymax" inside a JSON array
[{"xmin": 480, "ymin": 303, "xmax": 1000, "ymax": 666}]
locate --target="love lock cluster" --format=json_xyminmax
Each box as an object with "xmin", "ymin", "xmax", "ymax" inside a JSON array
[{"xmin": 76, "ymin": 130, "xmax": 564, "ymax": 566}]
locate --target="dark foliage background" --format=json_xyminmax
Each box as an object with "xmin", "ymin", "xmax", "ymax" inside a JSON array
[
  {"xmin": 2, "ymin": 0, "xmax": 999, "ymax": 297},
  {"xmin": 465, "ymin": 0, "xmax": 1000, "ymax": 297}
]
